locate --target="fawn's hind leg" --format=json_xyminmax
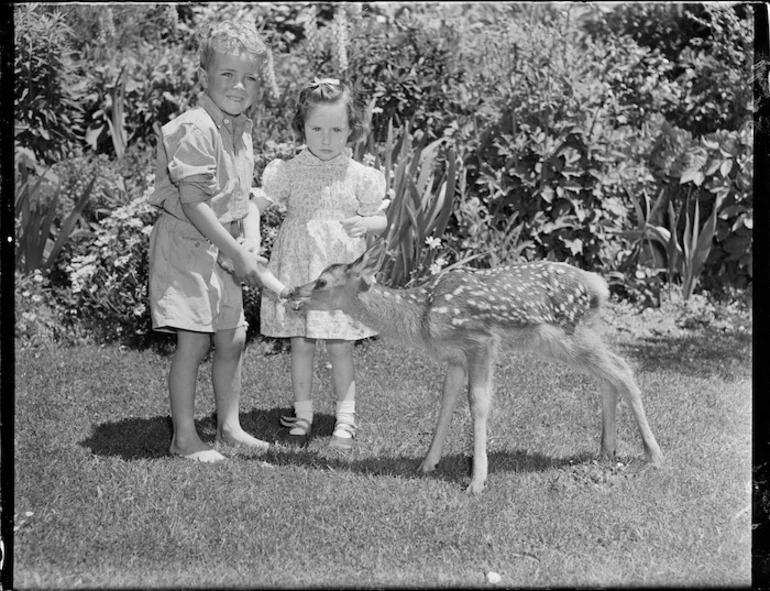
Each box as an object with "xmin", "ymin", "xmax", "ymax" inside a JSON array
[
  {"xmin": 420, "ymin": 362, "xmax": 466, "ymax": 475},
  {"xmin": 599, "ymin": 381, "xmax": 619, "ymax": 460},
  {"xmin": 607, "ymin": 352, "xmax": 663, "ymax": 463},
  {"xmin": 540, "ymin": 324, "xmax": 662, "ymax": 464}
]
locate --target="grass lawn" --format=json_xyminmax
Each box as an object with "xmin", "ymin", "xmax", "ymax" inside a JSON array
[{"xmin": 12, "ymin": 300, "xmax": 752, "ymax": 588}]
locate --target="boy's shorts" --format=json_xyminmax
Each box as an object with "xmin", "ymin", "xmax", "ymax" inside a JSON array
[{"xmin": 149, "ymin": 213, "xmax": 246, "ymax": 334}]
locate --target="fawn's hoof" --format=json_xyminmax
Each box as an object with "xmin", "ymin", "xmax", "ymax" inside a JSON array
[
  {"xmin": 464, "ymin": 479, "xmax": 486, "ymax": 495},
  {"xmin": 419, "ymin": 459, "xmax": 437, "ymax": 474}
]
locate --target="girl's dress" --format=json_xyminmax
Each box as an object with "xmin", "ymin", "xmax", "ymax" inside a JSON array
[{"xmin": 260, "ymin": 148, "xmax": 385, "ymax": 340}]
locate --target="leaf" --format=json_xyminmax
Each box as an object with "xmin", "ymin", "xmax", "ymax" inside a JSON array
[
  {"xmin": 679, "ymin": 169, "xmax": 705, "ymax": 186},
  {"xmin": 85, "ymin": 126, "xmax": 105, "ymax": 151},
  {"xmin": 719, "ymin": 159, "xmax": 733, "ymax": 177},
  {"xmin": 44, "ymin": 174, "xmax": 97, "ymax": 269},
  {"xmin": 540, "ymin": 186, "xmax": 554, "ymax": 203},
  {"xmin": 563, "ymin": 237, "xmax": 583, "ymax": 256}
]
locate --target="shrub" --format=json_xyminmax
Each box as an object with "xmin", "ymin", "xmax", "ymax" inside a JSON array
[
  {"xmin": 453, "ymin": 5, "xmax": 649, "ymax": 270},
  {"xmin": 14, "ymin": 4, "xmax": 86, "ymax": 164},
  {"xmin": 14, "ymin": 148, "xmax": 97, "ymax": 275},
  {"xmin": 582, "ymin": 3, "xmax": 753, "ymax": 135},
  {"xmin": 54, "ymin": 190, "xmax": 159, "ymax": 346},
  {"xmin": 81, "ymin": 47, "xmax": 198, "ymax": 157},
  {"xmin": 15, "ymin": 269, "xmax": 90, "ymax": 349},
  {"xmin": 612, "ymin": 118, "xmax": 753, "ymax": 299}
]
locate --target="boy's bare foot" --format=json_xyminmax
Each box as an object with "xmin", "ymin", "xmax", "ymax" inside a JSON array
[
  {"xmin": 169, "ymin": 439, "xmax": 226, "ymax": 463},
  {"xmin": 217, "ymin": 427, "xmax": 271, "ymax": 451}
]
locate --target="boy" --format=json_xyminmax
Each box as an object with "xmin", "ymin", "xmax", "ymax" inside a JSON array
[{"xmin": 148, "ymin": 20, "xmax": 288, "ymax": 462}]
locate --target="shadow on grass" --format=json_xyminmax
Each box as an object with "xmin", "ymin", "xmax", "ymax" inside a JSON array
[
  {"xmin": 79, "ymin": 407, "xmax": 307, "ymax": 461},
  {"xmin": 80, "ymin": 415, "xmax": 175, "ymax": 460},
  {"xmin": 615, "ymin": 331, "xmax": 751, "ymax": 378},
  {"xmin": 257, "ymin": 445, "xmax": 596, "ymax": 488},
  {"xmin": 80, "ymin": 407, "xmax": 595, "ymax": 487}
]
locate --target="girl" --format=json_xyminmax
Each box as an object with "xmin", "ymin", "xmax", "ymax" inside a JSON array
[
  {"xmin": 254, "ymin": 78, "xmax": 387, "ymax": 450},
  {"xmin": 148, "ymin": 20, "xmax": 291, "ymax": 463}
]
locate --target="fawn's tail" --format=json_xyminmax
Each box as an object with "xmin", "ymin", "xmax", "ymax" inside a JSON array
[{"xmin": 583, "ymin": 271, "xmax": 610, "ymax": 310}]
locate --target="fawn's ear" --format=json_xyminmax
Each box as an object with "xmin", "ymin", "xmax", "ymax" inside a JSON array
[{"xmin": 350, "ymin": 239, "xmax": 386, "ymax": 280}]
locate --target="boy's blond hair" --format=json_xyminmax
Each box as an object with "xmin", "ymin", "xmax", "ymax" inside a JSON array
[{"xmin": 197, "ymin": 20, "xmax": 269, "ymax": 70}]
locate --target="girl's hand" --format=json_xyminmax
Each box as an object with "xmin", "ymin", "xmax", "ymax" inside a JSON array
[{"xmin": 340, "ymin": 216, "xmax": 367, "ymax": 238}]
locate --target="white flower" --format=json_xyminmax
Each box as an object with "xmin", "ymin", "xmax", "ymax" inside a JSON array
[
  {"xmin": 132, "ymin": 304, "xmax": 146, "ymax": 316},
  {"xmin": 386, "ymin": 188, "xmax": 396, "ymax": 199},
  {"xmin": 31, "ymin": 294, "xmax": 42, "ymax": 304},
  {"xmin": 362, "ymin": 153, "xmax": 376, "ymax": 167},
  {"xmin": 429, "ymin": 256, "xmax": 447, "ymax": 275},
  {"xmin": 425, "ymin": 236, "xmax": 442, "ymax": 249}
]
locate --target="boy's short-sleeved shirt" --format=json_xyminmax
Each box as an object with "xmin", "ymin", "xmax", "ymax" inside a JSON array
[{"xmin": 149, "ymin": 93, "xmax": 254, "ymax": 236}]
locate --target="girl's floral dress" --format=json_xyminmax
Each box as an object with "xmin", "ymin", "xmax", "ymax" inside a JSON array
[{"xmin": 260, "ymin": 148, "xmax": 385, "ymax": 340}]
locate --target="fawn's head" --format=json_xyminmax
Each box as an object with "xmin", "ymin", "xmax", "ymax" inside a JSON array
[{"xmin": 288, "ymin": 239, "xmax": 386, "ymax": 312}]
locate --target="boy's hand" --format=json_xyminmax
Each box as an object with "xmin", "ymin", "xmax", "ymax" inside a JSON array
[
  {"xmin": 230, "ymin": 250, "xmax": 262, "ymax": 287},
  {"xmin": 217, "ymin": 239, "xmax": 267, "ymax": 275}
]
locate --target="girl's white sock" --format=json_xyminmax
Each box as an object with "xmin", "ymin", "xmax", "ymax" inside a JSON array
[
  {"xmin": 335, "ymin": 400, "xmax": 356, "ymax": 438},
  {"xmin": 290, "ymin": 400, "xmax": 313, "ymax": 435}
]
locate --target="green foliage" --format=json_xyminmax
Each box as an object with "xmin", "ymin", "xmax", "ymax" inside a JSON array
[
  {"xmin": 612, "ymin": 116, "xmax": 752, "ymax": 300},
  {"xmin": 81, "ymin": 48, "xmax": 198, "ymax": 157},
  {"xmin": 15, "ymin": 269, "xmax": 90, "ymax": 348},
  {"xmin": 55, "ymin": 192, "xmax": 159, "ymax": 345},
  {"xmin": 454, "ymin": 5, "xmax": 643, "ymax": 270},
  {"xmin": 14, "ymin": 148, "xmax": 96, "ymax": 274},
  {"xmin": 14, "ymin": 4, "xmax": 86, "ymax": 164},
  {"xmin": 48, "ymin": 154, "xmax": 123, "ymax": 225},
  {"xmin": 342, "ymin": 10, "xmax": 472, "ymax": 144},
  {"xmin": 358, "ymin": 121, "xmax": 461, "ymax": 287},
  {"xmin": 12, "ymin": 3, "xmax": 754, "ymax": 347},
  {"xmin": 647, "ymin": 120, "xmax": 752, "ymax": 292},
  {"xmin": 582, "ymin": 3, "xmax": 753, "ymax": 135}
]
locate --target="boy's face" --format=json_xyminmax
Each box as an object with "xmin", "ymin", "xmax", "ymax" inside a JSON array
[
  {"xmin": 304, "ymin": 102, "xmax": 350, "ymax": 161},
  {"xmin": 199, "ymin": 50, "xmax": 261, "ymax": 117}
]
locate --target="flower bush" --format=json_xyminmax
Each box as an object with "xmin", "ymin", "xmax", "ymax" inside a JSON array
[
  {"xmin": 15, "ymin": 269, "xmax": 89, "ymax": 349},
  {"xmin": 54, "ymin": 187, "xmax": 159, "ymax": 345}
]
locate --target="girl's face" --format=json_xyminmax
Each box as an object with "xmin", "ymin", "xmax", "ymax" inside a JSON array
[
  {"xmin": 304, "ymin": 102, "xmax": 350, "ymax": 161},
  {"xmin": 199, "ymin": 50, "xmax": 261, "ymax": 117}
]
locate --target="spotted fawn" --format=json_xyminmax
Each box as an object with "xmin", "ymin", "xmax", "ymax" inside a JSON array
[{"xmin": 289, "ymin": 240, "xmax": 663, "ymax": 494}]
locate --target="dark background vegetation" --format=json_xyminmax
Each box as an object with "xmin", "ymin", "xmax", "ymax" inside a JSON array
[{"xmin": 13, "ymin": 2, "xmax": 754, "ymax": 348}]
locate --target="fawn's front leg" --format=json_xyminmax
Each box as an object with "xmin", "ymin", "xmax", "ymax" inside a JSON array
[
  {"xmin": 465, "ymin": 344, "xmax": 496, "ymax": 495},
  {"xmin": 420, "ymin": 362, "xmax": 466, "ymax": 475}
]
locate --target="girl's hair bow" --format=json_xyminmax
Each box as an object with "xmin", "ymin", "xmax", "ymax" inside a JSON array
[{"xmin": 310, "ymin": 77, "xmax": 341, "ymax": 88}]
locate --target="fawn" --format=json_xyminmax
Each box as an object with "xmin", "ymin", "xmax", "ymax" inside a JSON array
[{"xmin": 288, "ymin": 240, "xmax": 663, "ymax": 494}]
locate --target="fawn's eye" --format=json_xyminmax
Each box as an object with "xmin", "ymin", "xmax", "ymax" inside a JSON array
[{"xmin": 316, "ymin": 279, "xmax": 327, "ymax": 289}]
